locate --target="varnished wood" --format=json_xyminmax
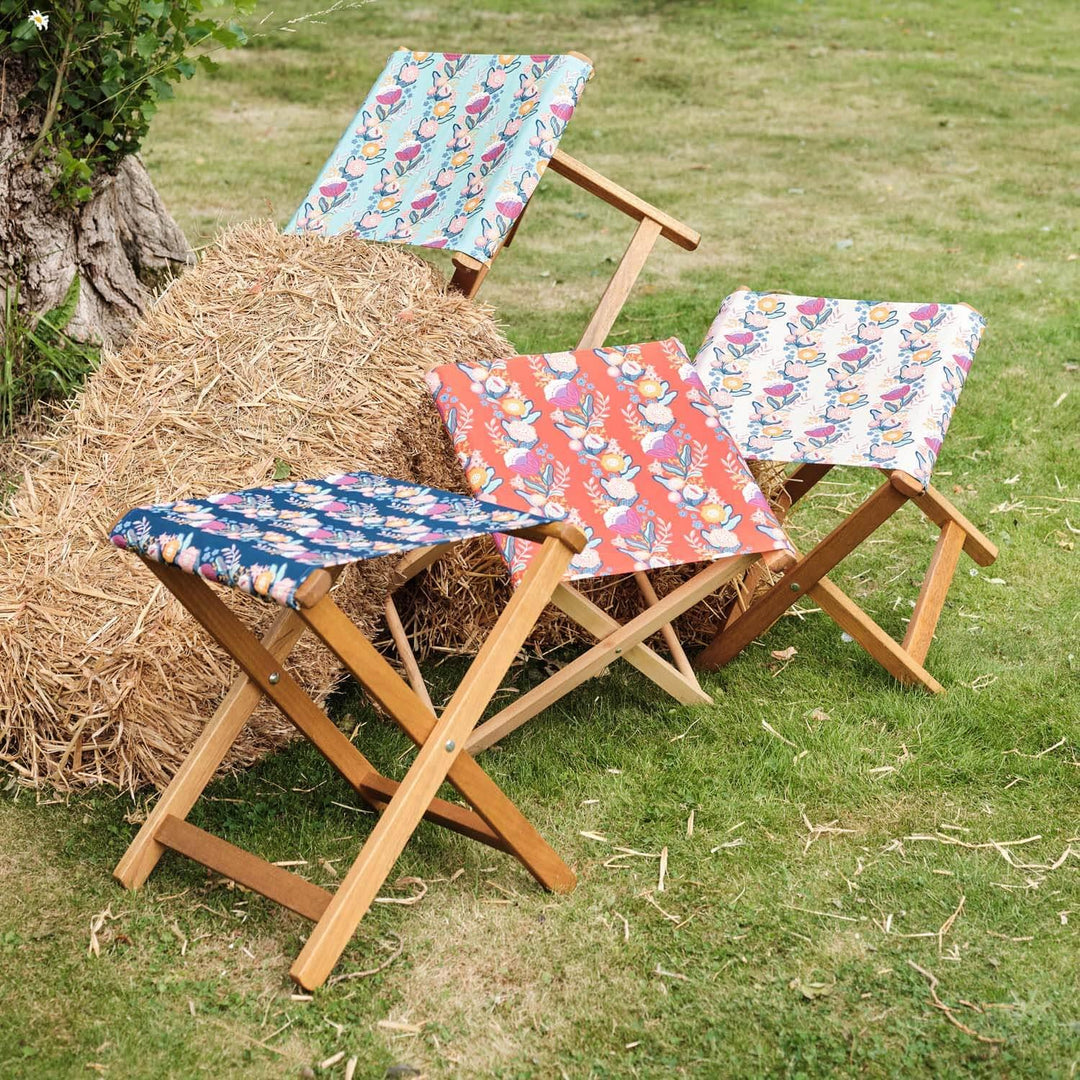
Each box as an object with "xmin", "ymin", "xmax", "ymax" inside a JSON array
[
  {"xmin": 448, "ymin": 253, "xmax": 490, "ymax": 297},
  {"xmin": 157, "ymin": 815, "xmax": 332, "ymax": 922},
  {"xmin": 782, "ymin": 463, "xmax": 834, "ymax": 512},
  {"xmin": 114, "ymin": 605, "xmax": 308, "ymax": 890},
  {"xmin": 696, "ymin": 478, "xmax": 908, "ymax": 671},
  {"xmin": 549, "ymin": 150, "xmax": 700, "ymax": 251},
  {"xmin": 903, "ymin": 481, "xmax": 998, "ymax": 567},
  {"xmin": 808, "ymin": 578, "xmax": 943, "ymax": 693},
  {"xmin": 575, "ymin": 217, "xmax": 663, "ymax": 349},
  {"xmin": 383, "ymin": 596, "xmax": 434, "ymax": 711},
  {"xmin": 902, "ymin": 519, "xmax": 966, "ymax": 664},
  {"xmin": 291, "ymin": 536, "xmax": 577, "ymax": 989},
  {"xmin": 508, "ymin": 521, "xmax": 589, "ymax": 553},
  {"xmin": 631, "ymin": 571, "xmax": 697, "ymax": 681},
  {"xmin": 466, "ymin": 555, "xmax": 755, "ymax": 753}
]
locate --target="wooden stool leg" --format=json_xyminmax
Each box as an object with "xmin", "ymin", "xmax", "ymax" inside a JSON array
[
  {"xmin": 696, "ymin": 477, "xmax": 908, "ymax": 671},
  {"xmin": 290, "ymin": 536, "xmax": 576, "ymax": 990},
  {"xmin": 114, "ymin": 606, "xmax": 307, "ymax": 890},
  {"xmin": 901, "ymin": 519, "xmax": 966, "ymax": 665},
  {"xmin": 632, "ymin": 570, "xmax": 698, "ymax": 681},
  {"xmin": 448, "ymin": 253, "xmax": 491, "ymax": 297}
]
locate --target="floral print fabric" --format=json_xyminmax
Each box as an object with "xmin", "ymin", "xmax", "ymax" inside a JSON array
[
  {"xmin": 693, "ymin": 290, "xmax": 986, "ymax": 486},
  {"xmin": 286, "ymin": 50, "xmax": 591, "ymax": 264},
  {"xmin": 110, "ymin": 471, "xmax": 557, "ymax": 609},
  {"xmin": 427, "ymin": 339, "xmax": 793, "ymax": 586}
]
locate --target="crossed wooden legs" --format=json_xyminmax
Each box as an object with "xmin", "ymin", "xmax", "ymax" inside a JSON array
[
  {"xmin": 114, "ymin": 534, "xmax": 579, "ymax": 990},
  {"xmin": 695, "ymin": 466, "xmax": 998, "ymax": 692}
]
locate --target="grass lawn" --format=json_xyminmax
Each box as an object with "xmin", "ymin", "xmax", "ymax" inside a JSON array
[{"xmin": 2, "ymin": 0, "xmax": 1078, "ymax": 1076}]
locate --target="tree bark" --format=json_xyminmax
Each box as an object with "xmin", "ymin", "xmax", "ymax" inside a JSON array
[{"xmin": 1, "ymin": 58, "xmax": 193, "ymax": 349}]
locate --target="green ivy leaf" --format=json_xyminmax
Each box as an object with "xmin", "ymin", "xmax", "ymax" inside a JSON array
[{"xmin": 134, "ymin": 31, "xmax": 158, "ymax": 58}]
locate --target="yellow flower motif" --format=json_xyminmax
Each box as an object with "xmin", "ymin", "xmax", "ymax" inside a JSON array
[
  {"xmin": 361, "ymin": 142, "xmax": 382, "ymax": 158},
  {"xmin": 700, "ymin": 503, "xmax": 725, "ymax": 523},
  {"xmin": 722, "ymin": 375, "xmax": 745, "ymax": 391},
  {"xmin": 797, "ymin": 347, "xmax": 818, "ymax": 362},
  {"xmin": 762, "ymin": 425, "xmax": 784, "ymax": 437},
  {"xmin": 600, "ymin": 452, "xmax": 626, "ymax": 473},
  {"xmin": 467, "ymin": 466, "xmax": 488, "ymax": 488},
  {"xmin": 253, "ymin": 570, "xmax": 274, "ymax": 595},
  {"xmin": 377, "ymin": 195, "xmax": 398, "ymax": 212},
  {"xmin": 883, "ymin": 429, "xmax": 906, "ymax": 443},
  {"xmin": 161, "ymin": 538, "xmax": 181, "ymax": 562},
  {"xmin": 913, "ymin": 348, "xmax": 932, "ymax": 363},
  {"xmin": 497, "ymin": 53, "xmax": 516, "ymax": 65},
  {"xmin": 757, "ymin": 296, "xmax": 778, "ymax": 313},
  {"xmin": 450, "ymin": 150, "xmax": 470, "ymax": 167},
  {"xmin": 519, "ymin": 100, "xmax": 537, "ymax": 116},
  {"xmin": 838, "ymin": 390, "xmax": 861, "ymax": 404},
  {"xmin": 433, "ymin": 101, "xmax": 451, "ymax": 118},
  {"xmin": 868, "ymin": 305, "xmax": 891, "ymax": 323},
  {"xmin": 411, "ymin": 51, "xmax": 431, "ymax": 61},
  {"xmin": 463, "ymin": 196, "xmax": 482, "ymax": 214},
  {"xmin": 500, "ymin": 398, "xmax": 527, "ymax": 416},
  {"xmin": 637, "ymin": 378, "xmax": 662, "ymax": 399}
]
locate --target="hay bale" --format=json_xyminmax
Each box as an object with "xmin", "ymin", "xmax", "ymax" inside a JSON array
[
  {"xmin": 0, "ymin": 221, "xmax": 511, "ymax": 792},
  {"xmin": 0, "ymin": 219, "xmax": 792, "ymax": 793}
]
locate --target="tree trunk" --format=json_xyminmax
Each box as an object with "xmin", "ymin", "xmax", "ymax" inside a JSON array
[{"xmin": 1, "ymin": 59, "xmax": 193, "ymax": 349}]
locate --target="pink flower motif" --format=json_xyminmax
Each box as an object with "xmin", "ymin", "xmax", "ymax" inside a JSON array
[
  {"xmin": 496, "ymin": 198, "xmax": 523, "ymax": 219},
  {"xmin": 880, "ymin": 386, "xmax": 911, "ymax": 402},
  {"xmin": 531, "ymin": 54, "xmax": 551, "ymax": 61},
  {"xmin": 747, "ymin": 436, "xmax": 773, "ymax": 451},
  {"xmin": 503, "ymin": 118, "xmax": 523, "ymax": 137},
  {"xmin": 784, "ymin": 361, "xmax": 809, "ymax": 379},
  {"xmin": 319, "ymin": 181, "xmax": 347, "ymax": 198},
  {"xmin": 838, "ymin": 346, "xmax": 867, "ymax": 363},
  {"xmin": 448, "ymin": 215, "xmax": 467, "ymax": 235},
  {"xmin": 359, "ymin": 212, "xmax": 382, "ymax": 229},
  {"xmin": 860, "ymin": 323, "xmax": 881, "ymax": 341},
  {"xmin": 824, "ymin": 405, "xmax": 851, "ymax": 421},
  {"xmin": 725, "ymin": 332, "xmax": 754, "ymax": 345},
  {"xmin": 544, "ymin": 378, "xmax": 580, "ymax": 408},
  {"xmin": 176, "ymin": 547, "xmax": 200, "ymax": 572},
  {"xmin": 486, "ymin": 68, "xmax": 506, "ymax": 89},
  {"xmin": 482, "ymin": 142, "xmax": 506, "ymax": 162},
  {"xmin": 418, "ymin": 118, "xmax": 438, "ymax": 139},
  {"xmin": 953, "ymin": 352, "xmax": 973, "ymax": 372},
  {"xmin": 745, "ymin": 312, "xmax": 768, "ymax": 329},
  {"xmin": 344, "ymin": 158, "xmax": 366, "ymax": 178},
  {"xmin": 520, "ymin": 174, "xmax": 539, "ymax": 197},
  {"xmin": 804, "ymin": 425, "xmax": 836, "ymax": 439},
  {"xmin": 642, "ymin": 431, "xmax": 678, "ymax": 458},
  {"xmin": 550, "ymin": 102, "xmax": 574, "ymax": 122},
  {"xmin": 504, "ymin": 448, "xmax": 541, "ymax": 475},
  {"xmin": 412, "ymin": 192, "xmax": 437, "ymax": 211},
  {"xmin": 797, "ymin": 297, "xmax": 825, "ymax": 316},
  {"xmin": 901, "ymin": 363, "xmax": 923, "ymax": 380},
  {"xmin": 710, "ymin": 389, "xmax": 734, "ymax": 408},
  {"xmin": 399, "ymin": 64, "xmax": 419, "ymax": 84},
  {"xmin": 925, "ymin": 437, "xmax": 943, "ymax": 455},
  {"xmin": 209, "ymin": 493, "xmax": 242, "ymax": 505},
  {"xmin": 465, "ymin": 93, "xmax": 491, "ymax": 115},
  {"xmin": 870, "ymin": 444, "xmax": 896, "ymax": 460},
  {"xmin": 423, "ymin": 237, "xmax": 448, "ymax": 249},
  {"xmin": 910, "ymin": 303, "xmax": 939, "ymax": 321},
  {"xmin": 376, "ymin": 87, "xmax": 402, "ymax": 106},
  {"xmin": 765, "ymin": 382, "xmax": 794, "ymax": 397},
  {"xmin": 444, "ymin": 53, "xmax": 462, "ymax": 60},
  {"xmin": 396, "ymin": 141, "xmax": 421, "ymax": 162},
  {"xmin": 434, "ymin": 168, "xmax": 455, "ymax": 188},
  {"xmin": 604, "ymin": 505, "xmax": 642, "ymax": 537}
]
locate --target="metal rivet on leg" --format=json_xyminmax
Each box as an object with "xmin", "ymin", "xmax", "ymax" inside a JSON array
[
  {"xmin": 268, "ymin": 672, "xmax": 280, "ymax": 685},
  {"xmin": 445, "ymin": 740, "xmax": 456, "ymax": 752},
  {"xmin": 789, "ymin": 582, "xmax": 801, "ymax": 592}
]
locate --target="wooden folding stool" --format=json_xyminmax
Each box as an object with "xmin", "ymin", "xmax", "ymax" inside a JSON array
[
  {"xmin": 109, "ymin": 470, "xmax": 585, "ymax": 989},
  {"xmin": 286, "ymin": 48, "xmax": 700, "ymax": 307},
  {"xmin": 691, "ymin": 289, "xmax": 998, "ymax": 691},
  {"xmin": 384, "ymin": 338, "xmax": 795, "ymax": 752}
]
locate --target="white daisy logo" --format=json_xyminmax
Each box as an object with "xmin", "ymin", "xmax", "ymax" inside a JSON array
[{"xmin": 29, "ymin": 9, "xmax": 49, "ymax": 28}]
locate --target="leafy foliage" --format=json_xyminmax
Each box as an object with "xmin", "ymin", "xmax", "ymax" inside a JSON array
[{"xmin": 0, "ymin": 0, "xmax": 253, "ymax": 201}]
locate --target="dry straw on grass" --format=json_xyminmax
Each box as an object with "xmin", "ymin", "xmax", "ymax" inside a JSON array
[{"xmin": 0, "ymin": 220, "xmax": 787, "ymax": 793}]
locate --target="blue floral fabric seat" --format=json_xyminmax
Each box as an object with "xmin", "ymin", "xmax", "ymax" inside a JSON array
[
  {"xmin": 110, "ymin": 470, "xmax": 556, "ymax": 609},
  {"xmin": 286, "ymin": 50, "xmax": 592, "ymax": 265}
]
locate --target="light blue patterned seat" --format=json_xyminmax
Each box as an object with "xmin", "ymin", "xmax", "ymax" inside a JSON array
[
  {"xmin": 286, "ymin": 50, "xmax": 591, "ymax": 265},
  {"xmin": 110, "ymin": 470, "xmax": 557, "ymax": 608}
]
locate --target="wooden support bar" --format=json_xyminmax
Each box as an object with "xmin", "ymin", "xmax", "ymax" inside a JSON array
[
  {"xmin": 631, "ymin": 571, "xmax": 698, "ymax": 681},
  {"xmin": 695, "ymin": 478, "xmax": 908, "ymax": 671},
  {"xmin": 894, "ymin": 476, "xmax": 998, "ymax": 567},
  {"xmin": 388, "ymin": 543, "xmax": 452, "ymax": 589},
  {"xmin": 575, "ymin": 216, "xmax": 663, "ymax": 350},
  {"xmin": 114, "ymin": 605, "xmax": 308, "ymax": 890},
  {"xmin": 549, "ymin": 150, "xmax": 700, "ymax": 251},
  {"xmin": 157, "ymin": 815, "xmax": 332, "ymax": 922},
  {"xmin": 902, "ymin": 519, "xmax": 966, "ymax": 664},
  {"xmin": 782, "ymin": 463, "xmax": 834, "ymax": 513},
  {"xmin": 290, "ymin": 536, "xmax": 577, "ymax": 989},
  {"xmin": 809, "ymin": 578, "xmax": 944, "ymax": 693},
  {"xmin": 467, "ymin": 557, "xmax": 754, "ymax": 753},
  {"xmin": 383, "ymin": 596, "xmax": 434, "ymax": 712},
  {"xmin": 448, "ymin": 252, "xmax": 490, "ymax": 297}
]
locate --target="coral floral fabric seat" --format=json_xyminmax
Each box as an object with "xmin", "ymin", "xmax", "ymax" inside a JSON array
[
  {"xmin": 286, "ymin": 50, "xmax": 591, "ymax": 265},
  {"xmin": 418, "ymin": 338, "xmax": 795, "ymax": 752},
  {"xmin": 692, "ymin": 290, "xmax": 998, "ymax": 692}
]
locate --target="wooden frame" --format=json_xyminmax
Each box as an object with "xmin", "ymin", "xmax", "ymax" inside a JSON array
[
  {"xmin": 114, "ymin": 522, "xmax": 586, "ymax": 990},
  {"xmin": 695, "ymin": 466, "xmax": 998, "ymax": 692}
]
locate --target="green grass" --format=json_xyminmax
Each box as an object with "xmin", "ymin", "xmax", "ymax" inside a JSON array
[{"xmin": 2, "ymin": 0, "xmax": 1079, "ymax": 1076}]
